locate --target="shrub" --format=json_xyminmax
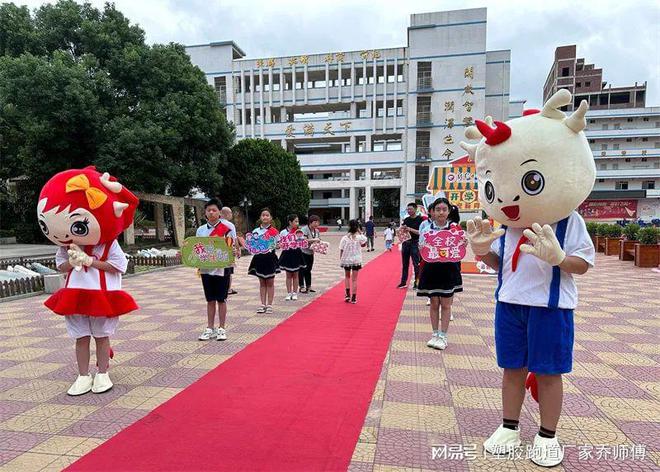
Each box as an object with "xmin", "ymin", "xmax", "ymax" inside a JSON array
[
  {"xmin": 622, "ymin": 224, "xmax": 640, "ymax": 241},
  {"xmin": 638, "ymin": 227, "xmax": 659, "ymax": 245}
]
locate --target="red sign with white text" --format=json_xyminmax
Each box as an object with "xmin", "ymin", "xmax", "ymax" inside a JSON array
[{"xmin": 578, "ymin": 200, "xmax": 637, "ymax": 219}]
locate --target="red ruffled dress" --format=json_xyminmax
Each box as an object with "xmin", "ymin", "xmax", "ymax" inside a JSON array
[{"xmin": 45, "ymin": 240, "xmax": 138, "ymax": 317}]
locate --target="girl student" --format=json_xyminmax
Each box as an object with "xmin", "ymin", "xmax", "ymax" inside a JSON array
[
  {"xmin": 278, "ymin": 214, "xmax": 307, "ymax": 301},
  {"xmin": 417, "ymin": 198, "xmax": 462, "ymax": 350},
  {"xmin": 247, "ymin": 208, "xmax": 280, "ymax": 313}
]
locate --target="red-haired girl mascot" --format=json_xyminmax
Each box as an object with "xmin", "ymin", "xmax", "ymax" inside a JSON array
[{"xmin": 38, "ymin": 166, "xmax": 139, "ymax": 396}]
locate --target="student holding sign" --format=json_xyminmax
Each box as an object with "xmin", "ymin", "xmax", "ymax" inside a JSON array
[
  {"xmin": 247, "ymin": 208, "xmax": 281, "ymax": 314},
  {"xmin": 278, "ymin": 214, "xmax": 307, "ymax": 301},
  {"xmin": 417, "ymin": 198, "xmax": 464, "ymax": 350},
  {"xmin": 196, "ymin": 199, "xmax": 233, "ymax": 341},
  {"xmin": 298, "ymin": 215, "xmax": 321, "ymax": 294}
]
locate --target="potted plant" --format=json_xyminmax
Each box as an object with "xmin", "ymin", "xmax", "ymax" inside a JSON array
[
  {"xmin": 634, "ymin": 227, "xmax": 659, "ymax": 268},
  {"xmin": 619, "ymin": 224, "xmax": 640, "ymax": 261},
  {"xmin": 595, "ymin": 223, "xmax": 609, "ymax": 253},
  {"xmin": 604, "ymin": 224, "xmax": 623, "ymax": 256},
  {"xmin": 586, "ymin": 222, "xmax": 598, "ymax": 246}
]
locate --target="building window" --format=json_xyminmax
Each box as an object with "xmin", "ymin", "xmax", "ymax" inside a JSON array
[
  {"xmin": 601, "ymin": 144, "xmax": 608, "ymax": 150},
  {"xmin": 561, "ymin": 67, "xmax": 569, "ymax": 77},
  {"xmin": 642, "ymin": 181, "xmax": 655, "ymax": 190},
  {"xmin": 613, "ymin": 144, "xmax": 620, "ymax": 150},
  {"xmin": 602, "ymin": 124, "xmax": 609, "ymax": 130},
  {"xmin": 626, "ymin": 138, "xmax": 632, "ymax": 142},
  {"xmin": 625, "ymin": 158, "xmax": 631, "ymax": 162},
  {"xmin": 643, "ymin": 117, "xmax": 649, "ymax": 121},
  {"xmin": 598, "ymin": 179, "xmax": 605, "ymax": 183},
  {"xmin": 585, "ymin": 81, "xmax": 591, "ymax": 87},
  {"xmin": 642, "ymin": 157, "xmax": 648, "ymax": 162},
  {"xmin": 615, "ymin": 181, "xmax": 628, "ymax": 190},
  {"xmin": 612, "ymin": 163, "xmax": 619, "ymax": 170},
  {"xmin": 599, "ymin": 163, "xmax": 607, "ymax": 170},
  {"xmin": 588, "ymin": 119, "xmax": 595, "ymax": 124},
  {"xmin": 642, "ymin": 137, "xmax": 648, "ymax": 142},
  {"xmin": 588, "ymin": 139, "xmax": 595, "ymax": 144},
  {"xmin": 627, "ymin": 118, "xmax": 633, "ymax": 122},
  {"xmin": 576, "ymin": 82, "xmax": 581, "ymax": 87},
  {"xmin": 614, "ymin": 124, "xmax": 621, "ymax": 130}
]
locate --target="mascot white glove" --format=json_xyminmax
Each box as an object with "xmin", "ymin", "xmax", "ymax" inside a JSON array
[
  {"xmin": 68, "ymin": 244, "xmax": 94, "ymax": 268},
  {"xmin": 466, "ymin": 218, "xmax": 505, "ymax": 256},
  {"xmin": 520, "ymin": 223, "xmax": 566, "ymax": 266}
]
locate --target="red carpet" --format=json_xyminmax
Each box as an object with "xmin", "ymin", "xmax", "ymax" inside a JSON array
[{"xmin": 68, "ymin": 251, "xmax": 407, "ymax": 472}]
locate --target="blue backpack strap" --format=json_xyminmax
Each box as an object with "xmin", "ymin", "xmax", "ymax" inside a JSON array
[
  {"xmin": 548, "ymin": 217, "xmax": 570, "ymax": 309},
  {"xmin": 494, "ymin": 226, "xmax": 507, "ymax": 301}
]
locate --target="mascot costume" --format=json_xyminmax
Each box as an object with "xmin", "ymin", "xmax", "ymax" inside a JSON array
[
  {"xmin": 38, "ymin": 166, "xmax": 139, "ymax": 395},
  {"xmin": 461, "ymin": 90, "xmax": 596, "ymax": 467}
]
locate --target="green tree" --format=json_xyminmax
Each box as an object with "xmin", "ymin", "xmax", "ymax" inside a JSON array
[
  {"xmin": 218, "ymin": 139, "xmax": 310, "ymax": 226},
  {"xmin": 0, "ymin": 1, "xmax": 234, "ymax": 241}
]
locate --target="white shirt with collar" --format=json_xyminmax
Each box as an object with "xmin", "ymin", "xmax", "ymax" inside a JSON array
[{"xmin": 490, "ymin": 211, "xmax": 595, "ymax": 310}]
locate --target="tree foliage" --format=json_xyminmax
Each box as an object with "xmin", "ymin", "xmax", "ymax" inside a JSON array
[
  {"xmin": 218, "ymin": 139, "xmax": 311, "ymax": 227},
  {"xmin": 0, "ymin": 1, "xmax": 234, "ymax": 240}
]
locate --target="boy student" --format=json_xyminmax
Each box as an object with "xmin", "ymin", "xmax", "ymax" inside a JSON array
[{"xmin": 196, "ymin": 198, "xmax": 231, "ymax": 341}]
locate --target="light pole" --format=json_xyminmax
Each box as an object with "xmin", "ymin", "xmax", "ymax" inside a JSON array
[{"xmin": 242, "ymin": 196, "xmax": 252, "ymax": 234}]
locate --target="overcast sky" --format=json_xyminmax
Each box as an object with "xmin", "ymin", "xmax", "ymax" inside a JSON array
[{"xmin": 14, "ymin": 0, "xmax": 660, "ymax": 108}]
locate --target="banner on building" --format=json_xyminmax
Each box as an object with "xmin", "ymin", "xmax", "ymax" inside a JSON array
[
  {"xmin": 578, "ymin": 200, "xmax": 638, "ymax": 219},
  {"xmin": 427, "ymin": 155, "xmax": 480, "ymax": 211}
]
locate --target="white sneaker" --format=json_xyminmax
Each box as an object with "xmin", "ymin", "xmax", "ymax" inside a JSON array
[
  {"xmin": 450, "ymin": 313, "xmax": 454, "ymax": 321},
  {"xmin": 426, "ymin": 334, "xmax": 438, "ymax": 348},
  {"xmin": 91, "ymin": 373, "xmax": 113, "ymax": 394},
  {"xmin": 484, "ymin": 425, "xmax": 522, "ymax": 455},
  {"xmin": 434, "ymin": 334, "xmax": 448, "ymax": 350},
  {"xmin": 284, "ymin": 294, "xmax": 293, "ymax": 301},
  {"xmin": 256, "ymin": 305, "xmax": 267, "ymax": 313},
  {"xmin": 530, "ymin": 434, "xmax": 564, "ymax": 467},
  {"xmin": 265, "ymin": 305, "xmax": 273, "ymax": 314},
  {"xmin": 426, "ymin": 298, "xmax": 431, "ymax": 306},
  {"xmin": 67, "ymin": 374, "xmax": 93, "ymax": 396},
  {"xmin": 291, "ymin": 293, "xmax": 298, "ymax": 301},
  {"xmin": 216, "ymin": 328, "xmax": 227, "ymax": 341},
  {"xmin": 198, "ymin": 328, "xmax": 214, "ymax": 340}
]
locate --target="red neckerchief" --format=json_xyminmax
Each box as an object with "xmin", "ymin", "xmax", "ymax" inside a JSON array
[{"xmin": 511, "ymin": 233, "xmax": 529, "ymax": 272}]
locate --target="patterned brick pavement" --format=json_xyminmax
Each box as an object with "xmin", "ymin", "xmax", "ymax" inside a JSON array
[{"xmin": 0, "ymin": 236, "xmax": 658, "ymax": 471}]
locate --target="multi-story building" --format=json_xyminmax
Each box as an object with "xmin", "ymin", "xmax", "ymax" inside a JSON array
[
  {"xmin": 543, "ymin": 45, "xmax": 659, "ymax": 221},
  {"xmin": 186, "ymin": 8, "xmax": 512, "ymax": 222},
  {"xmin": 544, "ymin": 45, "xmax": 646, "ymax": 112}
]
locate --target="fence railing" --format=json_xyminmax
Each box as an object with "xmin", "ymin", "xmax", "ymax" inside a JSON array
[
  {"xmin": 0, "ymin": 257, "xmax": 58, "ymax": 271},
  {"xmin": 126, "ymin": 254, "xmax": 182, "ymax": 274},
  {"xmin": 0, "ymin": 275, "xmax": 44, "ymax": 298}
]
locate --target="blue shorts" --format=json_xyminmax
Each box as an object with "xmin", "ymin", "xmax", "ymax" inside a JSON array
[{"xmin": 495, "ymin": 301, "xmax": 574, "ymax": 375}]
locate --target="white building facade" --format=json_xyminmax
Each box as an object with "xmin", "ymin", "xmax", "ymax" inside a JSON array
[
  {"xmin": 583, "ymin": 108, "xmax": 660, "ymax": 221},
  {"xmin": 186, "ymin": 8, "xmax": 512, "ymax": 223}
]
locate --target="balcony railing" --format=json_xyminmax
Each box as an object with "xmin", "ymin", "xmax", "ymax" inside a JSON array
[
  {"xmin": 416, "ymin": 146, "xmax": 431, "ymax": 160},
  {"xmin": 417, "ymin": 77, "xmax": 432, "ymax": 91},
  {"xmin": 416, "ymin": 112, "xmax": 432, "ymax": 127}
]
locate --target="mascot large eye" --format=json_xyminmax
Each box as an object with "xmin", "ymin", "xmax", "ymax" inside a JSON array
[
  {"xmin": 521, "ymin": 171, "xmax": 545, "ymax": 195},
  {"xmin": 38, "ymin": 220, "xmax": 49, "ymax": 235},
  {"xmin": 484, "ymin": 181, "xmax": 495, "ymax": 203},
  {"xmin": 71, "ymin": 220, "xmax": 90, "ymax": 237}
]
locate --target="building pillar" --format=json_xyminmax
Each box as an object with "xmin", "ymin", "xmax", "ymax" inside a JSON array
[
  {"xmin": 171, "ymin": 201, "xmax": 186, "ymax": 248},
  {"xmin": 123, "ymin": 223, "xmax": 135, "ymax": 246},
  {"xmin": 155, "ymin": 203, "xmax": 166, "ymax": 241},
  {"xmin": 350, "ymin": 135, "xmax": 357, "ymax": 152},
  {"xmin": 365, "ymin": 135, "xmax": 372, "ymax": 152},
  {"xmin": 350, "ymin": 102, "xmax": 357, "ymax": 119},
  {"xmin": 280, "ymin": 107, "xmax": 287, "ymax": 122},
  {"xmin": 365, "ymin": 185, "xmax": 373, "ymax": 219}
]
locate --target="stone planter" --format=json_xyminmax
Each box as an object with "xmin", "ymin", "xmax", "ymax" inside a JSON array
[
  {"xmin": 619, "ymin": 240, "xmax": 636, "ymax": 261},
  {"xmin": 44, "ymin": 274, "xmax": 65, "ymax": 294},
  {"xmin": 634, "ymin": 243, "xmax": 660, "ymax": 268},
  {"xmin": 605, "ymin": 237, "xmax": 622, "ymax": 256}
]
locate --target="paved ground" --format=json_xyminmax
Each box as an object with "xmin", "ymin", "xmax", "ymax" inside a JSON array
[
  {"xmin": 0, "ymin": 245, "xmax": 59, "ymax": 259},
  {"xmin": 0, "ymin": 235, "xmax": 658, "ymax": 471}
]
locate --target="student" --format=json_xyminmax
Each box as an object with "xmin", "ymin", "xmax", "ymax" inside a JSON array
[
  {"xmin": 278, "ymin": 214, "xmax": 306, "ymax": 300},
  {"xmin": 299, "ymin": 214, "xmax": 321, "ymax": 293},
  {"xmin": 196, "ymin": 199, "xmax": 232, "ymax": 341},
  {"xmin": 220, "ymin": 206, "xmax": 239, "ymax": 295},
  {"xmin": 383, "ymin": 225, "xmax": 394, "ymax": 251},
  {"xmin": 417, "ymin": 198, "xmax": 463, "ymax": 350},
  {"xmin": 247, "ymin": 208, "xmax": 280, "ymax": 313},
  {"xmin": 339, "ymin": 219, "xmax": 368, "ymax": 304},
  {"xmin": 365, "ymin": 215, "xmax": 376, "ymax": 251}
]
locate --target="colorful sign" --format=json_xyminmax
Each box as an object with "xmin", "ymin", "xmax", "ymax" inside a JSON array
[
  {"xmin": 181, "ymin": 237, "xmax": 234, "ymax": 269},
  {"xmin": 245, "ymin": 233, "xmax": 278, "ymax": 255},
  {"xmin": 277, "ymin": 231, "xmax": 309, "ymax": 251},
  {"xmin": 427, "ymin": 155, "xmax": 480, "ymax": 211},
  {"xmin": 309, "ymin": 241, "xmax": 330, "ymax": 255},
  {"xmin": 419, "ymin": 224, "xmax": 468, "ymax": 263},
  {"xmin": 396, "ymin": 226, "xmax": 411, "ymax": 243},
  {"xmin": 578, "ymin": 200, "xmax": 638, "ymax": 219}
]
